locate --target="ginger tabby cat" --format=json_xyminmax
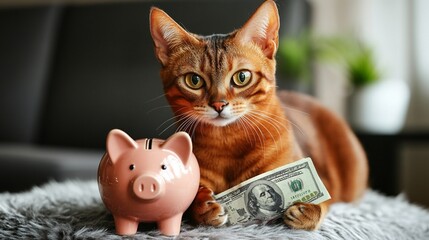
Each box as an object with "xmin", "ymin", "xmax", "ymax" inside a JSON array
[{"xmin": 149, "ymin": 0, "xmax": 368, "ymax": 230}]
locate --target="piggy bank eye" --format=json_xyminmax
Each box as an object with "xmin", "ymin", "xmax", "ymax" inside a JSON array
[
  {"xmin": 161, "ymin": 164, "xmax": 167, "ymax": 170},
  {"xmin": 129, "ymin": 164, "xmax": 135, "ymax": 171}
]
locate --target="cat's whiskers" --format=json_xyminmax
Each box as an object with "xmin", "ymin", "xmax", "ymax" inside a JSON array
[
  {"xmin": 280, "ymin": 106, "xmax": 310, "ymax": 137},
  {"xmin": 286, "ymin": 119, "xmax": 307, "ymax": 139},
  {"xmin": 250, "ymin": 109, "xmax": 288, "ymax": 131},
  {"xmin": 176, "ymin": 114, "xmax": 193, "ymax": 133},
  {"xmin": 238, "ymin": 116, "xmax": 260, "ymax": 148},
  {"xmin": 146, "ymin": 105, "xmax": 174, "ymax": 114},
  {"xmin": 157, "ymin": 108, "xmax": 190, "ymax": 135},
  {"xmin": 156, "ymin": 108, "xmax": 186, "ymax": 129},
  {"xmin": 236, "ymin": 117, "xmax": 254, "ymax": 146},
  {"xmin": 240, "ymin": 115, "xmax": 266, "ymax": 153},
  {"xmin": 245, "ymin": 112, "xmax": 281, "ymax": 157},
  {"xmin": 190, "ymin": 115, "xmax": 204, "ymax": 138},
  {"xmin": 157, "ymin": 115, "xmax": 179, "ymax": 132},
  {"xmin": 257, "ymin": 104, "xmax": 307, "ymax": 138},
  {"xmin": 143, "ymin": 93, "xmax": 168, "ymax": 104},
  {"xmin": 281, "ymin": 105, "xmax": 311, "ymax": 117},
  {"xmin": 259, "ymin": 102, "xmax": 311, "ymax": 118},
  {"xmin": 250, "ymin": 110, "xmax": 286, "ymax": 139},
  {"xmin": 177, "ymin": 113, "xmax": 201, "ymax": 138},
  {"xmin": 145, "ymin": 102, "xmax": 179, "ymax": 127}
]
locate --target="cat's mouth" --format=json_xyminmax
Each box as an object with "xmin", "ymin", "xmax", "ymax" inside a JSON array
[
  {"xmin": 210, "ymin": 117, "xmax": 236, "ymax": 127},
  {"xmin": 199, "ymin": 105, "xmax": 244, "ymax": 127},
  {"xmin": 204, "ymin": 114, "xmax": 238, "ymax": 127}
]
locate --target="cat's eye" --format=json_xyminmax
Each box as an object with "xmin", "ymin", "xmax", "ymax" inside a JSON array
[
  {"xmin": 232, "ymin": 70, "xmax": 252, "ymax": 87},
  {"xmin": 129, "ymin": 164, "xmax": 135, "ymax": 171},
  {"xmin": 184, "ymin": 73, "xmax": 204, "ymax": 89},
  {"xmin": 161, "ymin": 164, "xmax": 167, "ymax": 170}
]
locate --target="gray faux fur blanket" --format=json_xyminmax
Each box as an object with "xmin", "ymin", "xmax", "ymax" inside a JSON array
[{"xmin": 0, "ymin": 180, "xmax": 428, "ymax": 239}]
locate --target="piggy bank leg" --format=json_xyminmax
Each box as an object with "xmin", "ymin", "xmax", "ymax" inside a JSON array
[
  {"xmin": 157, "ymin": 214, "xmax": 183, "ymax": 236},
  {"xmin": 113, "ymin": 216, "xmax": 139, "ymax": 235}
]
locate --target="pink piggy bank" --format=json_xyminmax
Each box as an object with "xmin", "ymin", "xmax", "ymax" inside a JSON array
[{"xmin": 97, "ymin": 129, "xmax": 200, "ymax": 236}]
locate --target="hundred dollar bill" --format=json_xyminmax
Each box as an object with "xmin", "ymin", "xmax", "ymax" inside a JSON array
[{"xmin": 214, "ymin": 157, "xmax": 330, "ymax": 225}]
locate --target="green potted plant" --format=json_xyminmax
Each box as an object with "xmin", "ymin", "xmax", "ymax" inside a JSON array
[
  {"xmin": 277, "ymin": 34, "xmax": 409, "ymax": 133},
  {"xmin": 346, "ymin": 44, "xmax": 380, "ymax": 88},
  {"xmin": 316, "ymin": 37, "xmax": 410, "ymax": 133}
]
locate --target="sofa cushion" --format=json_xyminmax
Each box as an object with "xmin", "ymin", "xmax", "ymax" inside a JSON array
[
  {"xmin": 0, "ymin": 6, "xmax": 61, "ymax": 143},
  {"xmin": 0, "ymin": 144, "xmax": 101, "ymax": 192}
]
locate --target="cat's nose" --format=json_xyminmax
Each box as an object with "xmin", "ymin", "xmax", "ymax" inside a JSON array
[{"xmin": 211, "ymin": 100, "xmax": 229, "ymax": 113}]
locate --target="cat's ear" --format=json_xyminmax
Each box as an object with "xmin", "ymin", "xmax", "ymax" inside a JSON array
[
  {"xmin": 150, "ymin": 7, "xmax": 199, "ymax": 66},
  {"xmin": 106, "ymin": 129, "xmax": 138, "ymax": 164},
  {"xmin": 235, "ymin": 0, "xmax": 280, "ymax": 59},
  {"xmin": 161, "ymin": 132, "xmax": 193, "ymax": 166}
]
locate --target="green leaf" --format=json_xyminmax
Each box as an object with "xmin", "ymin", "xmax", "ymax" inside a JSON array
[{"xmin": 347, "ymin": 46, "xmax": 380, "ymax": 87}]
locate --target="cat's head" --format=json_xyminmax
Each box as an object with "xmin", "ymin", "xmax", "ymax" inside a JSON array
[{"xmin": 150, "ymin": 1, "xmax": 280, "ymax": 128}]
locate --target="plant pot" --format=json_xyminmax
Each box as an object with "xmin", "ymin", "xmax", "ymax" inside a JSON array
[{"xmin": 348, "ymin": 79, "xmax": 410, "ymax": 134}]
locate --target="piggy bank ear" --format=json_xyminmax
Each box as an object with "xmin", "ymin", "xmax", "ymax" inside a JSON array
[
  {"xmin": 162, "ymin": 132, "xmax": 192, "ymax": 165},
  {"xmin": 106, "ymin": 129, "xmax": 138, "ymax": 164}
]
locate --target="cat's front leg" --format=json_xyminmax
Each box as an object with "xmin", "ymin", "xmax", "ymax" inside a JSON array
[
  {"xmin": 189, "ymin": 186, "xmax": 228, "ymax": 226},
  {"xmin": 283, "ymin": 202, "xmax": 328, "ymax": 230}
]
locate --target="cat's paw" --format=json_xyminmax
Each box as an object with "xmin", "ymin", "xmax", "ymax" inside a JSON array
[
  {"xmin": 283, "ymin": 202, "xmax": 322, "ymax": 230},
  {"xmin": 190, "ymin": 186, "xmax": 228, "ymax": 226}
]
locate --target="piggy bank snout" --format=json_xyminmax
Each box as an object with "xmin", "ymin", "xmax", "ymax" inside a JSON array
[{"xmin": 133, "ymin": 175, "xmax": 165, "ymax": 200}]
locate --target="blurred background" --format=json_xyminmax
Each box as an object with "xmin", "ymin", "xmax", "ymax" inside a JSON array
[{"xmin": 0, "ymin": 0, "xmax": 428, "ymax": 207}]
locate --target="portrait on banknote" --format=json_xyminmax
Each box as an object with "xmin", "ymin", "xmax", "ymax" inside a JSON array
[{"xmin": 244, "ymin": 180, "xmax": 284, "ymax": 220}]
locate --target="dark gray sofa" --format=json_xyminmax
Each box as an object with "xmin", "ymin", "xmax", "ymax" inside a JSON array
[{"xmin": 0, "ymin": 0, "xmax": 310, "ymax": 192}]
